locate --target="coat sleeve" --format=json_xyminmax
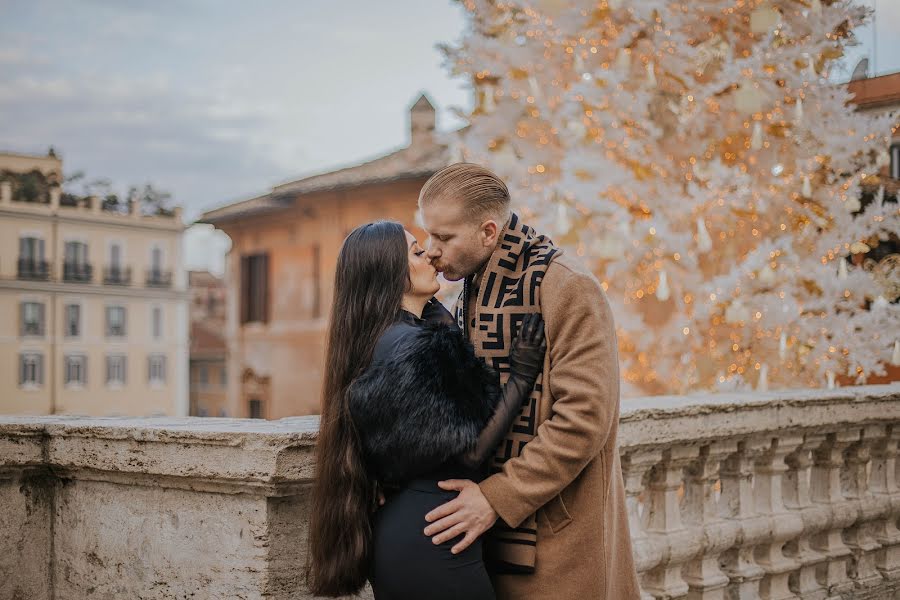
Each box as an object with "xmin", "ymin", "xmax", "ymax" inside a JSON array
[{"xmin": 478, "ymin": 261, "xmax": 620, "ymax": 529}]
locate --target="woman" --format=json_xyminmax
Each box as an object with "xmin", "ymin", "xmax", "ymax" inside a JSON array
[{"xmin": 306, "ymin": 220, "xmax": 545, "ymax": 599}]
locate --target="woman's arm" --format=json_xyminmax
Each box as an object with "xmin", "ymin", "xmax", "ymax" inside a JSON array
[{"xmin": 458, "ymin": 314, "xmax": 546, "ymax": 469}]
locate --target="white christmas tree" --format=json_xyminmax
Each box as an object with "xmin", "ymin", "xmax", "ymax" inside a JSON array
[{"xmin": 444, "ymin": 0, "xmax": 899, "ymax": 395}]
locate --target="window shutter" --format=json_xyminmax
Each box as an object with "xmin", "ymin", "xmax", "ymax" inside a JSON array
[
  {"xmin": 38, "ymin": 238, "xmax": 45, "ymax": 261},
  {"xmin": 105, "ymin": 307, "xmax": 111, "ymax": 336},
  {"xmin": 240, "ymin": 255, "xmax": 251, "ymax": 323},
  {"xmin": 38, "ymin": 303, "xmax": 45, "ymax": 336},
  {"xmin": 121, "ymin": 307, "xmax": 127, "ymax": 337},
  {"xmin": 37, "ymin": 354, "xmax": 44, "ymax": 385},
  {"xmin": 260, "ymin": 253, "xmax": 269, "ymax": 323},
  {"xmin": 19, "ymin": 302, "xmax": 25, "ymax": 337},
  {"xmin": 19, "ymin": 355, "xmax": 24, "ymax": 385}
]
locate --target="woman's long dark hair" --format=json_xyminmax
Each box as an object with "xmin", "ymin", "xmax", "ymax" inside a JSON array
[{"xmin": 306, "ymin": 220, "xmax": 410, "ymax": 597}]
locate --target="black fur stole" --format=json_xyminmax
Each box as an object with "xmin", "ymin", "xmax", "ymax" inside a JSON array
[{"xmin": 349, "ymin": 322, "xmax": 500, "ymax": 483}]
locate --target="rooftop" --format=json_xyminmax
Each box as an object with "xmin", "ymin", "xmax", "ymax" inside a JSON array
[{"xmin": 199, "ymin": 93, "xmax": 451, "ymax": 225}]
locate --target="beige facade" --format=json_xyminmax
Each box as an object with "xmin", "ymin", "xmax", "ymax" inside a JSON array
[{"xmin": 0, "ymin": 151, "xmax": 188, "ymax": 416}]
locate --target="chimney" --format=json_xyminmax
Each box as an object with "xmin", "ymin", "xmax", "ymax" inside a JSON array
[{"xmin": 409, "ymin": 93, "xmax": 436, "ymax": 149}]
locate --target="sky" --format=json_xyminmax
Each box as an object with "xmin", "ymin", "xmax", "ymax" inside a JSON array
[{"xmin": 1, "ymin": 0, "xmax": 897, "ymax": 275}]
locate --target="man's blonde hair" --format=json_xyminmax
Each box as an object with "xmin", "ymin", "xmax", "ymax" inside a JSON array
[{"xmin": 418, "ymin": 163, "xmax": 511, "ymax": 224}]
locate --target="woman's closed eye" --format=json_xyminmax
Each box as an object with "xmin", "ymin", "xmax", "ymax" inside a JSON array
[{"xmin": 415, "ymin": 249, "xmax": 426, "ymax": 257}]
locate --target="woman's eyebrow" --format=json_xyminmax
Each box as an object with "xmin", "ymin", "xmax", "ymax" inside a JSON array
[{"xmin": 409, "ymin": 240, "xmax": 418, "ymax": 249}]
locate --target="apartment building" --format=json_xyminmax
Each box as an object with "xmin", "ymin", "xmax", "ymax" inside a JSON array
[{"xmin": 0, "ymin": 150, "xmax": 188, "ymax": 416}]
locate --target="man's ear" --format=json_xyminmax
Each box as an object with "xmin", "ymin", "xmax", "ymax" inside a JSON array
[{"xmin": 479, "ymin": 219, "xmax": 500, "ymax": 247}]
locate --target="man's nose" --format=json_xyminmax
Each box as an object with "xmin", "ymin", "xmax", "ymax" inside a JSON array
[{"xmin": 425, "ymin": 245, "xmax": 440, "ymax": 259}]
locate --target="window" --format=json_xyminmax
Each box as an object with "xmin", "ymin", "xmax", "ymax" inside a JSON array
[
  {"xmin": 151, "ymin": 246, "xmax": 163, "ymax": 271},
  {"xmin": 19, "ymin": 353, "xmax": 44, "ymax": 387},
  {"xmin": 64, "ymin": 240, "xmax": 88, "ymax": 265},
  {"xmin": 891, "ymin": 143, "xmax": 899, "ymax": 180},
  {"xmin": 152, "ymin": 306, "xmax": 162, "ymax": 339},
  {"xmin": 249, "ymin": 398, "xmax": 263, "ymax": 419},
  {"xmin": 65, "ymin": 304, "xmax": 81, "ymax": 337},
  {"xmin": 148, "ymin": 354, "xmax": 166, "ymax": 384},
  {"xmin": 19, "ymin": 236, "xmax": 45, "ymax": 261},
  {"xmin": 240, "ymin": 253, "xmax": 269, "ymax": 323},
  {"xmin": 64, "ymin": 354, "xmax": 87, "ymax": 386},
  {"xmin": 106, "ymin": 354, "xmax": 127, "ymax": 385},
  {"xmin": 20, "ymin": 301, "xmax": 45, "ymax": 337},
  {"xmin": 110, "ymin": 243, "xmax": 122, "ymax": 268},
  {"xmin": 106, "ymin": 306, "xmax": 126, "ymax": 337}
]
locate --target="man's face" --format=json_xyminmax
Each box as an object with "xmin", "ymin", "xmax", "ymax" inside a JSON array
[{"xmin": 419, "ymin": 200, "xmax": 494, "ymax": 282}]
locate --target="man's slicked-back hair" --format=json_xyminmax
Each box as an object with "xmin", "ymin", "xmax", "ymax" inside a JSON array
[{"xmin": 418, "ymin": 163, "xmax": 511, "ymax": 225}]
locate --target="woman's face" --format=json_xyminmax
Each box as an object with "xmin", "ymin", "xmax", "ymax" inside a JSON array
[{"xmin": 405, "ymin": 230, "xmax": 440, "ymax": 297}]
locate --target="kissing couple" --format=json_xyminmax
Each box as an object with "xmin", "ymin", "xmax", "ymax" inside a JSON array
[{"xmin": 307, "ymin": 163, "xmax": 640, "ymax": 599}]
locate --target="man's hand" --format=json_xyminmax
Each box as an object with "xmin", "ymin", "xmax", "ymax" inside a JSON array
[{"xmin": 423, "ymin": 479, "xmax": 498, "ymax": 554}]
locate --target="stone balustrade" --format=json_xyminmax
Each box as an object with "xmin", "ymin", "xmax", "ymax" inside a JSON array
[{"xmin": 2, "ymin": 384, "xmax": 899, "ymax": 599}]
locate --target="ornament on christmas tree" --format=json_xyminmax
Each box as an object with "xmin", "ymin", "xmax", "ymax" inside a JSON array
[
  {"xmin": 492, "ymin": 141, "xmax": 518, "ymax": 170},
  {"xmin": 646, "ymin": 61, "xmax": 657, "ymax": 87},
  {"xmin": 556, "ymin": 203, "xmax": 572, "ymax": 234},
  {"xmin": 845, "ymin": 194, "xmax": 861, "ymax": 212},
  {"xmin": 615, "ymin": 49, "xmax": 630, "ymax": 74},
  {"xmin": 656, "ymin": 270, "xmax": 670, "ymax": 301},
  {"xmin": 837, "ymin": 258, "xmax": 848, "ymax": 280},
  {"xmin": 528, "ymin": 76, "xmax": 541, "ymax": 100},
  {"xmin": 801, "ymin": 175, "xmax": 812, "ymax": 197},
  {"xmin": 725, "ymin": 299, "xmax": 751, "ymax": 324},
  {"xmin": 750, "ymin": 4, "xmax": 780, "ymax": 34},
  {"xmin": 751, "ymin": 122, "xmax": 764, "ymax": 150},
  {"xmin": 735, "ymin": 81, "xmax": 768, "ymax": 115},
  {"xmin": 590, "ymin": 234, "xmax": 625, "ymax": 259},
  {"xmin": 696, "ymin": 218, "xmax": 713, "ymax": 252},
  {"xmin": 566, "ymin": 118, "xmax": 587, "ymax": 138},
  {"xmin": 757, "ymin": 363, "xmax": 769, "ymax": 391},
  {"xmin": 482, "ymin": 82, "xmax": 496, "ymax": 113}
]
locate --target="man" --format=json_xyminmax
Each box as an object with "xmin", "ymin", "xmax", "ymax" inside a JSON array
[{"xmin": 417, "ymin": 163, "xmax": 640, "ymax": 599}]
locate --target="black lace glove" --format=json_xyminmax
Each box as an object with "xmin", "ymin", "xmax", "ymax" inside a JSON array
[
  {"xmin": 421, "ymin": 296, "xmax": 458, "ymax": 329},
  {"xmin": 459, "ymin": 313, "xmax": 547, "ymax": 469}
]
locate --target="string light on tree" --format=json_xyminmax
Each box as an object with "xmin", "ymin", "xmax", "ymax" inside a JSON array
[{"xmin": 445, "ymin": 0, "xmax": 899, "ymax": 395}]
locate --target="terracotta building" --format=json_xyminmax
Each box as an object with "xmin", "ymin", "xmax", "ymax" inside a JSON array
[
  {"xmin": 200, "ymin": 94, "xmax": 451, "ymax": 417},
  {"xmin": 188, "ymin": 270, "xmax": 227, "ymax": 417}
]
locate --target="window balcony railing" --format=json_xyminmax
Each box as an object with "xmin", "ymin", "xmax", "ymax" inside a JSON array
[
  {"xmin": 16, "ymin": 258, "xmax": 51, "ymax": 281},
  {"xmin": 63, "ymin": 262, "xmax": 93, "ymax": 283},
  {"xmin": 103, "ymin": 266, "xmax": 132, "ymax": 286},
  {"xmin": 146, "ymin": 269, "xmax": 172, "ymax": 288}
]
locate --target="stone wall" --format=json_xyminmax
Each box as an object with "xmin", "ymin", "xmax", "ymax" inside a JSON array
[{"xmin": 1, "ymin": 384, "xmax": 899, "ymax": 599}]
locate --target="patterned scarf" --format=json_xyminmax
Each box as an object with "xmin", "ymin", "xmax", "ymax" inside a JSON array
[{"xmin": 453, "ymin": 212, "xmax": 562, "ymax": 573}]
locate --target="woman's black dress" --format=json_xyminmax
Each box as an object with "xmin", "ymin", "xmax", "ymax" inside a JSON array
[{"xmin": 348, "ymin": 305, "xmax": 538, "ymax": 600}]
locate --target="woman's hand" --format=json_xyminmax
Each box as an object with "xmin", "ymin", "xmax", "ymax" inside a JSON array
[{"xmin": 509, "ymin": 313, "xmax": 546, "ymax": 386}]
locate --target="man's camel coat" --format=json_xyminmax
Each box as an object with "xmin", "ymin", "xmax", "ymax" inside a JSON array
[{"xmin": 474, "ymin": 252, "xmax": 641, "ymax": 599}]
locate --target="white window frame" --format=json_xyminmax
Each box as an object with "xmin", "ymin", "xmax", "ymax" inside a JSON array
[
  {"xmin": 106, "ymin": 304, "xmax": 127, "ymax": 338},
  {"xmin": 20, "ymin": 299, "xmax": 46, "ymax": 338},
  {"xmin": 149, "ymin": 243, "xmax": 165, "ymax": 271},
  {"xmin": 148, "ymin": 353, "xmax": 166, "ymax": 386},
  {"xmin": 64, "ymin": 354, "xmax": 87, "ymax": 388},
  {"xmin": 151, "ymin": 305, "xmax": 163, "ymax": 340},
  {"xmin": 106, "ymin": 354, "xmax": 127, "ymax": 388},
  {"xmin": 19, "ymin": 351, "xmax": 44, "ymax": 389},
  {"xmin": 64, "ymin": 301, "xmax": 83, "ymax": 339},
  {"xmin": 107, "ymin": 239, "xmax": 126, "ymax": 268}
]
